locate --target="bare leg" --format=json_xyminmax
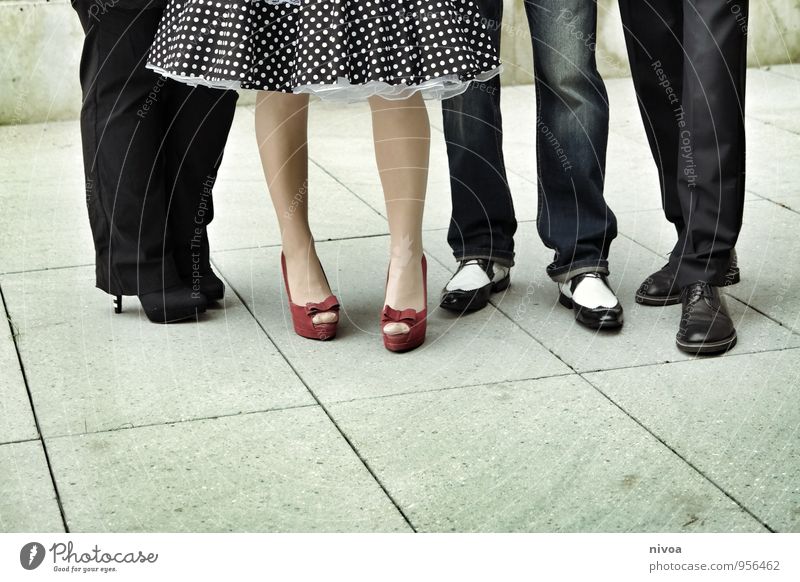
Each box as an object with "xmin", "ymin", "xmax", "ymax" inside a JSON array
[
  {"xmin": 368, "ymin": 93, "xmax": 430, "ymax": 335},
  {"xmin": 255, "ymin": 90, "xmax": 337, "ymax": 324}
]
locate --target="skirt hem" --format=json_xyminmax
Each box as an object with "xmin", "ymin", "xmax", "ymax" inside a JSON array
[{"xmin": 145, "ymin": 64, "xmax": 504, "ymax": 103}]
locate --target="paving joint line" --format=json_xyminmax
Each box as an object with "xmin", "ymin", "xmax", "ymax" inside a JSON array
[
  {"xmin": 212, "ymin": 258, "xmax": 418, "ymax": 533},
  {"xmin": 308, "ymin": 156, "xmax": 390, "ymax": 222},
  {"xmin": 577, "ymin": 344, "xmax": 800, "ymax": 376},
  {"xmin": 423, "ymin": 249, "xmax": 581, "ymax": 375},
  {"xmin": 1, "ymin": 263, "xmax": 94, "ymax": 277},
  {"xmin": 726, "ymin": 294, "xmax": 800, "ymax": 337},
  {"xmin": 747, "ymin": 193, "xmax": 800, "ymax": 217},
  {"xmin": 42, "ymin": 402, "xmax": 322, "ymax": 442},
  {"xmin": 212, "ymin": 232, "xmax": 391, "ymax": 256},
  {"xmin": 210, "ymin": 222, "xmax": 523, "ymax": 258},
  {"xmin": 324, "ymin": 371, "xmax": 580, "ymax": 407},
  {"xmin": 615, "ymin": 231, "xmax": 800, "ymax": 336},
  {"xmin": 763, "ymin": 67, "xmax": 799, "ymax": 82},
  {"xmin": 0, "ymin": 437, "xmax": 42, "ymax": 448},
  {"xmin": 580, "ymin": 374, "xmax": 777, "ymax": 533},
  {"xmin": 749, "ymin": 113, "xmax": 800, "ymax": 137},
  {"xmin": 0, "ymin": 283, "xmax": 70, "ymax": 533},
  {"xmin": 472, "ymin": 255, "xmax": 783, "ymax": 531}
]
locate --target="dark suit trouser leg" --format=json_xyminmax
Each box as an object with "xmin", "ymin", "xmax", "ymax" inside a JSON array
[
  {"xmin": 672, "ymin": 0, "xmax": 748, "ymax": 287},
  {"xmin": 162, "ymin": 83, "xmax": 238, "ymax": 280},
  {"xmin": 618, "ymin": 0, "xmax": 686, "ymax": 234},
  {"xmin": 442, "ymin": 0, "xmax": 517, "ymax": 268},
  {"xmin": 74, "ymin": 5, "xmax": 182, "ymax": 295},
  {"xmin": 620, "ymin": 0, "xmax": 748, "ymax": 287}
]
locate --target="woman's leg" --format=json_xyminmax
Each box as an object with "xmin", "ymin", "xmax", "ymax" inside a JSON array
[
  {"xmin": 368, "ymin": 93, "xmax": 431, "ymax": 335},
  {"xmin": 255, "ymin": 90, "xmax": 337, "ymax": 324}
]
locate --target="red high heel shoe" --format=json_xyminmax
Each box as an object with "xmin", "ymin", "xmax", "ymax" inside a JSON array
[
  {"xmin": 281, "ymin": 253, "xmax": 340, "ymax": 341},
  {"xmin": 381, "ymin": 255, "xmax": 427, "ymax": 353}
]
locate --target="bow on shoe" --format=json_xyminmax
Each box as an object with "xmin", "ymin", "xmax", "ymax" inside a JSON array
[
  {"xmin": 305, "ymin": 296, "xmax": 340, "ymax": 318},
  {"xmin": 381, "ymin": 306, "xmax": 420, "ymax": 327}
]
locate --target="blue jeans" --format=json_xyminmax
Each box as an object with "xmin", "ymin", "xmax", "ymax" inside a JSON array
[{"xmin": 443, "ymin": 0, "xmax": 617, "ymax": 282}]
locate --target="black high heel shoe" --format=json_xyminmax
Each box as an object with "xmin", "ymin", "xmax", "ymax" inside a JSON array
[
  {"xmin": 113, "ymin": 285, "xmax": 208, "ymax": 323},
  {"xmin": 180, "ymin": 269, "xmax": 226, "ymax": 302}
]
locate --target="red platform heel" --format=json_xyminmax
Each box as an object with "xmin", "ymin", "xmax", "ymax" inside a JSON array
[
  {"xmin": 281, "ymin": 253, "xmax": 340, "ymax": 341},
  {"xmin": 381, "ymin": 255, "xmax": 427, "ymax": 353}
]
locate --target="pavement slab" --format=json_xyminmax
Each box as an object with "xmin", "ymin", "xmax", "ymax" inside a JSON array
[
  {"xmin": 424, "ymin": 225, "xmax": 800, "ymax": 374},
  {"xmin": 747, "ymin": 68, "xmax": 800, "ymax": 134},
  {"xmin": 0, "ymin": 266, "xmax": 314, "ymax": 438},
  {"xmin": 745, "ymin": 118, "xmax": 800, "ymax": 210},
  {"xmin": 212, "ymin": 238, "xmax": 572, "ymax": 404},
  {"xmin": 617, "ymin": 201, "xmax": 800, "ymax": 334},
  {"xmin": 211, "ymin": 163, "xmax": 389, "ymax": 252},
  {"xmin": 327, "ymin": 376, "xmax": 766, "ymax": 532},
  {"xmin": 1, "ymin": 69, "xmax": 798, "ymax": 534},
  {"xmin": 0, "ymin": 440, "xmax": 64, "ymax": 532},
  {"xmin": 46, "ymin": 406, "xmax": 411, "ymax": 532},
  {"xmin": 0, "ymin": 177, "xmax": 93, "ymax": 274},
  {"xmin": 0, "ymin": 120, "xmax": 83, "ymax": 185},
  {"xmin": 584, "ymin": 349, "xmax": 800, "ymax": 532},
  {"xmin": 0, "ymin": 311, "xmax": 37, "ymax": 444}
]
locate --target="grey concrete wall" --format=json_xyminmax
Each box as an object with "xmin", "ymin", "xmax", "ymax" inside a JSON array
[
  {"xmin": 1, "ymin": 1, "xmax": 86, "ymax": 125},
  {"xmin": 504, "ymin": 0, "xmax": 800, "ymax": 84},
  {"xmin": 1, "ymin": 0, "xmax": 799, "ymax": 124}
]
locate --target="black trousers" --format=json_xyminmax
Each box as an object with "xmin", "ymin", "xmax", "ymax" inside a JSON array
[
  {"xmin": 72, "ymin": 2, "xmax": 238, "ymax": 296},
  {"xmin": 619, "ymin": 0, "xmax": 749, "ymax": 288}
]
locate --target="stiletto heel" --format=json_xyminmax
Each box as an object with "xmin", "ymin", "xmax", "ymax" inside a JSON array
[
  {"xmin": 114, "ymin": 295, "xmax": 123, "ymax": 314},
  {"xmin": 381, "ymin": 255, "xmax": 427, "ymax": 353},
  {"xmin": 281, "ymin": 253, "xmax": 340, "ymax": 341}
]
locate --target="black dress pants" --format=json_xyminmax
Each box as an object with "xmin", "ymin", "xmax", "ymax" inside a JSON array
[
  {"xmin": 619, "ymin": 0, "xmax": 749, "ymax": 288},
  {"xmin": 72, "ymin": 2, "xmax": 238, "ymax": 296}
]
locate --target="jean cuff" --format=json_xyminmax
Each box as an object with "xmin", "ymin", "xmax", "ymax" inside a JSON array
[
  {"xmin": 455, "ymin": 250, "xmax": 515, "ymax": 268},
  {"xmin": 547, "ymin": 260, "xmax": 610, "ymax": 284}
]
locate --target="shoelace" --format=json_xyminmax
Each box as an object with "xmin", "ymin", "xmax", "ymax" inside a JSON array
[{"xmin": 684, "ymin": 282, "xmax": 713, "ymax": 304}]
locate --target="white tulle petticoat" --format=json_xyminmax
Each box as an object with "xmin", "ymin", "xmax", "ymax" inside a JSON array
[{"xmin": 147, "ymin": 0, "xmax": 503, "ymax": 103}]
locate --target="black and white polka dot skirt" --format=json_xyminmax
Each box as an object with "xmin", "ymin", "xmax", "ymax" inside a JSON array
[{"xmin": 147, "ymin": 0, "xmax": 502, "ymax": 102}]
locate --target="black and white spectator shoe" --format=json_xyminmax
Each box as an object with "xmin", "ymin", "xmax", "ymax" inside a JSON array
[
  {"xmin": 440, "ymin": 259, "xmax": 511, "ymax": 313},
  {"xmin": 558, "ymin": 273, "xmax": 624, "ymax": 330}
]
